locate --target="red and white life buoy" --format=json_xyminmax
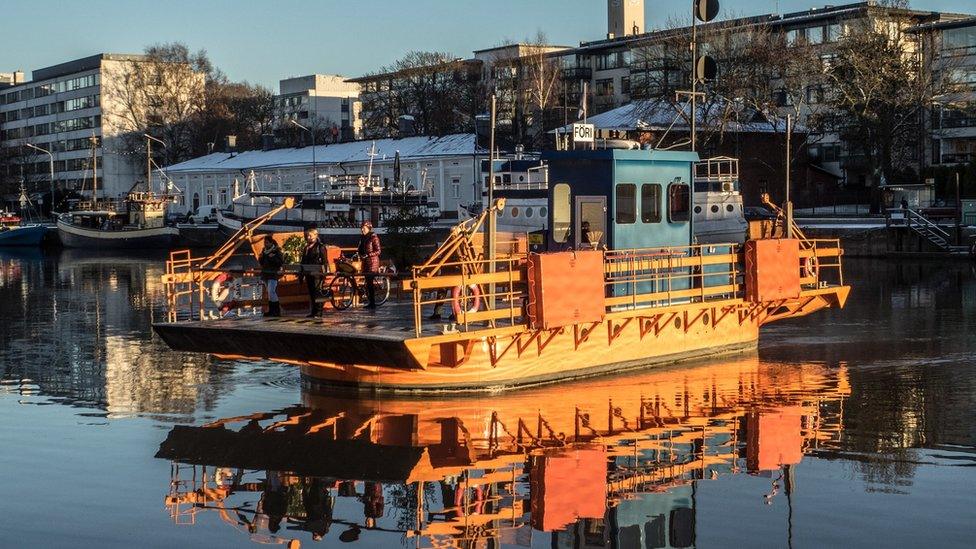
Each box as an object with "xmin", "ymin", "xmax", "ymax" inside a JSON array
[
  {"xmin": 210, "ymin": 273, "xmax": 242, "ymax": 311},
  {"xmin": 451, "ymin": 284, "xmax": 482, "ymax": 319},
  {"xmin": 802, "ymin": 256, "xmax": 819, "ymax": 279}
]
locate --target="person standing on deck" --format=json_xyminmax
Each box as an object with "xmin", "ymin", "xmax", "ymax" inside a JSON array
[
  {"xmin": 259, "ymin": 235, "xmax": 284, "ymax": 317},
  {"xmin": 357, "ymin": 221, "xmax": 382, "ymax": 309},
  {"xmin": 300, "ymin": 226, "xmax": 325, "ymax": 317}
]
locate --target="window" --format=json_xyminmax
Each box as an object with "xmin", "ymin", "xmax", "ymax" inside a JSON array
[
  {"xmin": 596, "ymin": 78, "xmax": 615, "ymax": 97},
  {"xmin": 943, "ymin": 26, "xmax": 976, "ymax": 51},
  {"xmin": 205, "ymin": 188, "xmax": 214, "ymax": 206},
  {"xmin": 552, "ymin": 183, "xmax": 571, "ymax": 243},
  {"xmin": 827, "ymin": 23, "xmax": 842, "ymax": 42},
  {"xmin": 807, "ymin": 26, "xmax": 824, "ymax": 45},
  {"xmin": 218, "ymin": 188, "xmax": 228, "ymax": 205},
  {"xmin": 451, "ymin": 177, "xmax": 460, "ymax": 198},
  {"xmin": 641, "ymin": 184, "xmax": 661, "ymax": 223},
  {"xmin": 616, "ymin": 183, "xmax": 636, "ymax": 224},
  {"xmin": 621, "ymin": 76, "xmax": 631, "ymax": 95},
  {"xmin": 668, "ymin": 182, "xmax": 690, "ymax": 222}
]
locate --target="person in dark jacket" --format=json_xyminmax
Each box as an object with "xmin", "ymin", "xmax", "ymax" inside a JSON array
[
  {"xmin": 301, "ymin": 226, "xmax": 325, "ymax": 317},
  {"xmin": 357, "ymin": 221, "xmax": 382, "ymax": 308},
  {"xmin": 259, "ymin": 234, "xmax": 285, "ymax": 317}
]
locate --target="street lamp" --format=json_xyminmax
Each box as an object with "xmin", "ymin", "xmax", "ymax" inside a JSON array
[
  {"xmin": 290, "ymin": 119, "xmax": 317, "ymax": 190},
  {"xmin": 24, "ymin": 142, "xmax": 54, "ymax": 216}
]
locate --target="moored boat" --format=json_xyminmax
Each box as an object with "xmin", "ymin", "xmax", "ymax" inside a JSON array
[
  {"xmin": 0, "ymin": 212, "xmax": 47, "ymax": 246},
  {"xmin": 152, "ymin": 147, "xmax": 850, "ymax": 393},
  {"xmin": 56, "ymin": 193, "xmax": 179, "ymax": 249}
]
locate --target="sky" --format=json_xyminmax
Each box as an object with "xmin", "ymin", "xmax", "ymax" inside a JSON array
[{"xmin": 0, "ymin": 0, "xmax": 970, "ymax": 89}]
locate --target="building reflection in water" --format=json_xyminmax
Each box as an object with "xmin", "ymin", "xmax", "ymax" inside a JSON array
[
  {"xmin": 0, "ymin": 250, "xmax": 226, "ymax": 420},
  {"xmin": 156, "ymin": 357, "xmax": 851, "ymax": 547}
]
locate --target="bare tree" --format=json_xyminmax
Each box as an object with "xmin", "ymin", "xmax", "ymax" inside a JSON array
[
  {"xmin": 101, "ymin": 43, "xmax": 207, "ymax": 167},
  {"xmin": 359, "ymin": 51, "xmax": 482, "ymax": 138},
  {"xmin": 823, "ymin": 17, "xmax": 957, "ymax": 210}
]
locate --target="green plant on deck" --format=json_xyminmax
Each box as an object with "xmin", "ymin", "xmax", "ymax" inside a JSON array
[
  {"xmin": 282, "ymin": 234, "xmax": 305, "ymax": 264},
  {"xmin": 383, "ymin": 208, "xmax": 437, "ymax": 271}
]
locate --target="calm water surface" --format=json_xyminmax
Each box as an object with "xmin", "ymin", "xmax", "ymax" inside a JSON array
[{"xmin": 0, "ymin": 249, "xmax": 974, "ymax": 548}]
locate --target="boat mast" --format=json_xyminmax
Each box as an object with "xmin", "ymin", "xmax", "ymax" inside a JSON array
[
  {"xmin": 91, "ymin": 131, "xmax": 98, "ymax": 203},
  {"xmin": 365, "ymin": 141, "xmax": 377, "ymax": 187}
]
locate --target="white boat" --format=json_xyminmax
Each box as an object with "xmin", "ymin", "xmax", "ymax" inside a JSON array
[
  {"xmin": 56, "ymin": 194, "xmax": 179, "ymax": 249},
  {"xmin": 692, "ymin": 157, "xmax": 747, "ymax": 245}
]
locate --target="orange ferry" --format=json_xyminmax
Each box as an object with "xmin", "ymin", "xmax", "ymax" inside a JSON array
[{"xmin": 153, "ymin": 149, "xmax": 849, "ymax": 393}]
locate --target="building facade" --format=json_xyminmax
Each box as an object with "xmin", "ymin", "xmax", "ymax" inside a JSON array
[
  {"xmin": 276, "ymin": 74, "xmax": 362, "ymax": 142},
  {"xmin": 0, "ymin": 53, "xmax": 201, "ymax": 199},
  {"xmin": 160, "ymin": 133, "xmax": 485, "ymax": 220},
  {"xmin": 912, "ymin": 18, "xmax": 976, "ymax": 167}
]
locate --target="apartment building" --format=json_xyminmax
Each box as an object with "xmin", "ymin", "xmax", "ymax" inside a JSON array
[
  {"xmin": 911, "ymin": 18, "xmax": 976, "ymax": 167},
  {"xmin": 0, "ymin": 53, "xmax": 200, "ymax": 198},
  {"xmin": 276, "ymin": 74, "xmax": 362, "ymax": 142}
]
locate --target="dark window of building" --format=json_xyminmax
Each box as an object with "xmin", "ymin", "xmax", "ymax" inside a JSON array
[{"xmin": 616, "ymin": 183, "xmax": 637, "ymax": 224}]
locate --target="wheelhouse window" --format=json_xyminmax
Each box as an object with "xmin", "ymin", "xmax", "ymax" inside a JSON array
[
  {"xmin": 641, "ymin": 184, "xmax": 661, "ymax": 223},
  {"xmin": 552, "ymin": 183, "xmax": 571, "ymax": 243},
  {"xmin": 668, "ymin": 182, "xmax": 690, "ymax": 223},
  {"xmin": 616, "ymin": 183, "xmax": 636, "ymax": 224}
]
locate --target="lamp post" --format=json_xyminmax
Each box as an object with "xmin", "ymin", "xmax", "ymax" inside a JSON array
[
  {"xmin": 290, "ymin": 119, "xmax": 317, "ymax": 190},
  {"xmin": 24, "ymin": 142, "xmax": 54, "ymax": 216}
]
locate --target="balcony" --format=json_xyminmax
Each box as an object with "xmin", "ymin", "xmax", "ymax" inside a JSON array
[{"xmin": 561, "ymin": 67, "xmax": 592, "ymax": 81}]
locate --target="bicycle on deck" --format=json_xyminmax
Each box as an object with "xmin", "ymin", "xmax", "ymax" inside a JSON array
[{"xmin": 325, "ymin": 255, "xmax": 394, "ymax": 310}]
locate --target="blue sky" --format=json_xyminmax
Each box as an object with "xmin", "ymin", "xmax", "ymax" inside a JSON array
[{"xmin": 0, "ymin": 0, "xmax": 969, "ymax": 89}]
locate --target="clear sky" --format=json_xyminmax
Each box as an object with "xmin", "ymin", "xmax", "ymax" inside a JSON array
[{"xmin": 0, "ymin": 0, "xmax": 970, "ymax": 89}]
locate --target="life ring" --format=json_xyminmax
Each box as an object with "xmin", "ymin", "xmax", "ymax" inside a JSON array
[
  {"xmin": 210, "ymin": 273, "xmax": 241, "ymax": 309},
  {"xmin": 451, "ymin": 284, "xmax": 482, "ymax": 319},
  {"xmin": 802, "ymin": 256, "xmax": 819, "ymax": 279}
]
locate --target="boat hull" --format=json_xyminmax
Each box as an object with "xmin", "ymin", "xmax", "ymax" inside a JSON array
[
  {"xmin": 0, "ymin": 225, "xmax": 47, "ymax": 247},
  {"xmin": 56, "ymin": 219, "xmax": 178, "ymax": 249},
  {"xmin": 155, "ymin": 286, "xmax": 848, "ymax": 394}
]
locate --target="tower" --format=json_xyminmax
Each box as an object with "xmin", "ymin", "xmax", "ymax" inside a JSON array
[{"xmin": 608, "ymin": 0, "xmax": 645, "ymax": 39}]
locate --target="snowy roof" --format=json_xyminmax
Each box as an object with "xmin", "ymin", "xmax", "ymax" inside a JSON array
[
  {"xmin": 556, "ymin": 100, "xmax": 799, "ymax": 134},
  {"xmin": 163, "ymin": 134, "xmax": 484, "ymax": 173}
]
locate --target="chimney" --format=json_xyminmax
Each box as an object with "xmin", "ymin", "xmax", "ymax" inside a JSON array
[{"xmin": 608, "ymin": 0, "xmax": 645, "ymax": 39}]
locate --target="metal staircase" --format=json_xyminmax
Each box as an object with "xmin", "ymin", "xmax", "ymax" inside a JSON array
[{"xmin": 887, "ymin": 208, "xmax": 969, "ymax": 253}]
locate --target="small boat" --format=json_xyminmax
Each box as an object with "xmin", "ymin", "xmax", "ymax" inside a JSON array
[
  {"xmin": 56, "ymin": 193, "xmax": 178, "ymax": 249},
  {"xmin": 0, "ymin": 211, "xmax": 47, "ymax": 247},
  {"xmin": 692, "ymin": 156, "xmax": 748, "ymax": 244}
]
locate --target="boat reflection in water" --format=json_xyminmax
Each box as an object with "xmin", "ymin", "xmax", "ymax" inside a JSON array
[{"xmin": 156, "ymin": 356, "xmax": 850, "ymax": 547}]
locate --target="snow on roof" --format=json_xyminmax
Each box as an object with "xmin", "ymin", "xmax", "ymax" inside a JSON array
[
  {"xmin": 164, "ymin": 134, "xmax": 483, "ymax": 173},
  {"xmin": 556, "ymin": 100, "xmax": 798, "ymax": 134}
]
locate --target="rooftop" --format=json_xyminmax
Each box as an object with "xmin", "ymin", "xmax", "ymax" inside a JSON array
[{"xmin": 163, "ymin": 133, "xmax": 483, "ymax": 173}]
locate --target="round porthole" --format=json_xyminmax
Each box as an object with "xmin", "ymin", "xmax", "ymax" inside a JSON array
[
  {"xmin": 525, "ymin": 207, "xmax": 534, "ymax": 218},
  {"xmin": 726, "ymin": 204, "xmax": 734, "ymax": 212},
  {"xmin": 674, "ymin": 317, "xmax": 682, "ymax": 329},
  {"xmin": 711, "ymin": 205, "xmax": 720, "ymax": 213},
  {"xmin": 694, "ymin": 206, "xmax": 703, "ymax": 214},
  {"xmin": 702, "ymin": 313, "xmax": 710, "ymax": 326},
  {"xmin": 540, "ymin": 207, "xmax": 548, "ymax": 217},
  {"xmin": 511, "ymin": 207, "xmax": 519, "ymax": 217},
  {"xmin": 519, "ymin": 175, "xmax": 525, "ymax": 182}
]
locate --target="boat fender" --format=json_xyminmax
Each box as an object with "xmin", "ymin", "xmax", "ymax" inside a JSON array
[
  {"xmin": 451, "ymin": 284, "xmax": 482, "ymax": 319},
  {"xmin": 802, "ymin": 256, "xmax": 819, "ymax": 279}
]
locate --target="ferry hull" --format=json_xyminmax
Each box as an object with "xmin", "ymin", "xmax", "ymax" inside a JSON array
[
  {"xmin": 57, "ymin": 219, "xmax": 178, "ymax": 249},
  {"xmin": 153, "ymin": 287, "xmax": 848, "ymax": 394},
  {"xmin": 0, "ymin": 225, "xmax": 47, "ymax": 247}
]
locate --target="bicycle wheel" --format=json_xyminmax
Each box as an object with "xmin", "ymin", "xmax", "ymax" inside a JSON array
[
  {"xmin": 372, "ymin": 275, "xmax": 391, "ymax": 306},
  {"xmin": 329, "ymin": 273, "xmax": 356, "ymax": 310}
]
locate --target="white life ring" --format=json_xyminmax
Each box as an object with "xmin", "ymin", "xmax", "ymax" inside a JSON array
[
  {"xmin": 210, "ymin": 273, "xmax": 241, "ymax": 308},
  {"xmin": 452, "ymin": 284, "xmax": 482, "ymax": 318},
  {"xmin": 802, "ymin": 256, "xmax": 819, "ymax": 279}
]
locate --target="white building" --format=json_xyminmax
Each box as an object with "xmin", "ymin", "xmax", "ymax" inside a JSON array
[
  {"xmin": 161, "ymin": 134, "xmax": 485, "ymax": 220},
  {"xmin": 0, "ymin": 53, "xmax": 200, "ymax": 198},
  {"xmin": 277, "ymin": 74, "xmax": 361, "ymax": 142}
]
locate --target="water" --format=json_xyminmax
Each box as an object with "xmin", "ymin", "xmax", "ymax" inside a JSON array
[{"xmin": 1, "ymin": 249, "xmax": 974, "ymax": 548}]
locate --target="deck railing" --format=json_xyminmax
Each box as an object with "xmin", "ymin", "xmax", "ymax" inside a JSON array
[{"xmin": 407, "ymin": 239, "xmax": 845, "ymax": 337}]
